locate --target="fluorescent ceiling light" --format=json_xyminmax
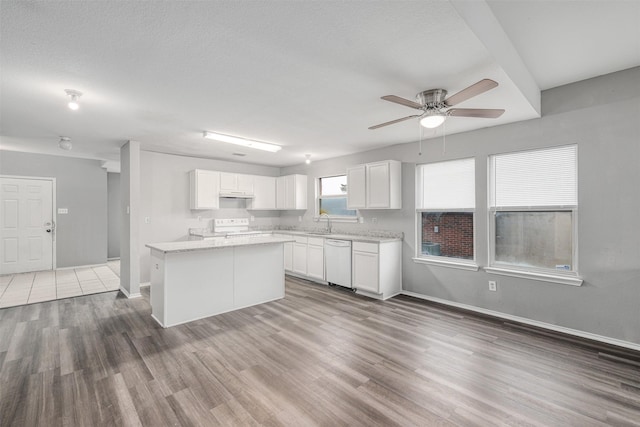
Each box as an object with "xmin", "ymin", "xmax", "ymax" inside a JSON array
[{"xmin": 203, "ymin": 131, "xmax": 282, "ymax": 153}]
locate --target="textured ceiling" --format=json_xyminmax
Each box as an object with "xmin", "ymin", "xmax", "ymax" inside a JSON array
[{"xmin": 0, "ymin": 1, "xmax": 638, "ymax": 167}]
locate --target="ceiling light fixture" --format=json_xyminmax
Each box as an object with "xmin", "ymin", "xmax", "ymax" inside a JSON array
[
  {"xmin": 59, "ymin": 136, "xmax": 72, "ymax": 150},
  {"xmin": 305, "ymin": 154, "xmax": 311, "ymax": 164},
  {"xmin": 420, "ymin": 112, "xmax": 446, "ymax": 129},
  {"xmin": 203, "ymin": 131, "xmax": 282, "ymax": 153},
  {"xmin": 65, "ymin": 89, "xmax": 83, "ymax": 110}
]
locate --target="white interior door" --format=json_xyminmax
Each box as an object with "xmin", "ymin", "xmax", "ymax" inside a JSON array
[{"xmin": 0, "ymin": 177, "xmax": 54, "ymax": 274}]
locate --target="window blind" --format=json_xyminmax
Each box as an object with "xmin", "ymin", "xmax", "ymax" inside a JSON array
[
  {"xmin": 418, "ymin": 158, "xmax": 475, "ymax": 209},
  {"xmin": 490, "ymin": 145, "xmax": 577, "ymax": 207}
]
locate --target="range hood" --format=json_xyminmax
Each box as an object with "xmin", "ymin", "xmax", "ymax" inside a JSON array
[{"xmin": 219, "ymin": 192, "xmax": 255, "ymax": 199}]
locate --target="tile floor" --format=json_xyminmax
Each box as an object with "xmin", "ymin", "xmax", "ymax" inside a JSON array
[{"xmin": 0, "ymin": 260, "xmax": 120, "ymax": 308}]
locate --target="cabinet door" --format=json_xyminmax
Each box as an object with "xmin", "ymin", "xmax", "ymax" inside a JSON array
[
  {"xmin": 353, "ymin": 251, "xmax": 379, "ymax": 293},
  {"xmin": 307, "ymin": 244, "xmax": 324, "ymax": 280},
  {"xmin": 284, "ymin": 241, "xmax": 293, "ymax": 271},
  {"xmin": 347, "ymin": 165, "xmax": 366, "ymax": 209},
  {"xmin": 237, "ymin": 174, "xmax": 254, "ymax": 194},
  {"xmin": 284, "ymin": 175, "xmax": 296, "ymax": 209},
  {"xmin": 276, "ymin": 176, "xmax": 286, "ymax": 209},
  {"xmin": 250, "ymin": 176, "xmax": 276, "ymax": 209},
  {"xmin": 366, "ymin": 162, "xmax": 391, "ymax": 208},
  {"xmin": 292, "ymin": 242, "xmax": 307, "ymax": 275},
  {"xmin": 190, "ymin": 170, "xmax": 219, "ymax": 210},
  {"xmin": 219, "ymin": 172, "xmax": 238, "ymax": 192}
]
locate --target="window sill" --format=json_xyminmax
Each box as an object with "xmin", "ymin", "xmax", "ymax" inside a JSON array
[
  {"xmin": 412, "ymin": 257, "xmax": 480, "ymax": 271},
  {"xmin": 484, "ymin": 267, "xmax": 583, "ymax": 286}
]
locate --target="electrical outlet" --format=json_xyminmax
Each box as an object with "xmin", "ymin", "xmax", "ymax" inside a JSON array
[
  {"xmin": 372, "ymin": 218, "xmax": 377, "ymax": 224},
  {"xmin": 488, "ymin": 281, "xmax": 497, "ymax": 292},
  {"xmin": 434, "ymin": 226, "xmax": 439, "ymax": 233},
  {"xmin": 144, "ymin": 216, "xmax": 150, "ymax": 224},
  {"xmin": 250, "ymin": 215, "xmax": 255, "ymax": 222},
  {"xmin": 358, "ymin": 217, "xmax": 364, "ymax": 224}
]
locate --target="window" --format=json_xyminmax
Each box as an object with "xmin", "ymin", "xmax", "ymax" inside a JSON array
[
  {"xmin": 317, "ymin": 175, "xmax": 356, "ymax": 218},
  {"xmin": 416, "ymin": 158, "xmax": 475, "ymax": 264},
  {"xmin": 489, "ymin": 145, "xmax": 578, "ymax": 276}
]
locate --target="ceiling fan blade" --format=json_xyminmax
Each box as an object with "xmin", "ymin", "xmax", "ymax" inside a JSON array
[
  {"xmin": 447, "ymin": 108, "xmax": 505, "ymax": 118},
  {"xmin": 444, "ymin": 79, "xmax": 498, "ymax": 106},
  {"xmin": 368, "ymin": 114, "xmax": 421, "ymax": 130},
  {"xmin": 381, "ymin": 95, "xmax": 423, "ymax": 109}
]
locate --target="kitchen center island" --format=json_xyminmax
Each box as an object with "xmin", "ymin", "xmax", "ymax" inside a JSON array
[{"xmin": 146, "ymin": 235, "xmax": 294, "ymax": 327}]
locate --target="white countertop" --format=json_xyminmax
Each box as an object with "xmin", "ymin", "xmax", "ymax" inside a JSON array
[
  {"xmin": 274, "ymin": 230, "xmax": 402, "ymax": 243},
  {"xmin": 146, "ymin": 235, "xmax": 295, "ymax": 253},
  {"xmin": 188, "ymin": 229, "xmax": 403, "ymax": 243}
]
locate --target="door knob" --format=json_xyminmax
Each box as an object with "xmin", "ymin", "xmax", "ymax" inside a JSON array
[{"xmin": 46, "ymin": 229, "xmax": 52, "ymax": 233}]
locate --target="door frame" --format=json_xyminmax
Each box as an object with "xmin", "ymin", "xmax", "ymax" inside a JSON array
[{"xmin": 0, "ymin": 174, "xmax": 57, "ymax": 270}]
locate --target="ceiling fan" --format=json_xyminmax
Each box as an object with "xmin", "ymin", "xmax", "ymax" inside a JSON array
[{"xmin": 369, "ymin": 79, "xmax": 505, "ymax": 130}]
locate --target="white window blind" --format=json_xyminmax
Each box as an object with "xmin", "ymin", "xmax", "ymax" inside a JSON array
[
  {"xmin": 490, "ymin": 145, "xmax": 577, "ymax": 208},
  {"xmin": 418, "ymin": 158, "xmax": 475, "ymax": 209}
]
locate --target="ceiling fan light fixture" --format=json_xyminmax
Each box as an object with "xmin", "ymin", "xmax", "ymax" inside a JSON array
[
  {"xmin": 203, "ymin": 131, "xmax": 282, "ymax": 153},
  {"xmin": 65, "ymin": 89, "xmax": 83, "ymax": 110},
  {"xmin": 59, "ymin": 136, "xmax": 72, "ymax": 151},
  {"xmin": 420, "ymin": 113, "xmax": 446, "ymax": 129}
]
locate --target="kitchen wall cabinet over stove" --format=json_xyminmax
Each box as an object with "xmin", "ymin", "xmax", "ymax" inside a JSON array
[{"xmin": 219, "ymin": 172, "xmax": 254, "ymax": 196}]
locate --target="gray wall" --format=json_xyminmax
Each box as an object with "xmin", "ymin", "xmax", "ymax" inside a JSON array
[
  {"xmin": 107, "ymin": 172, "xmax": 121, "ymax": 259},
  {"xmin": 281, "ymin": 67, "xmax": 640, "ymax": 345},
  {"xmin": 0, "ymin": 150, "xmax": 108, "ymax": 268},
  {"xmin": 138, "ymin": 151, "xmax": 281, "ymax": 283}
]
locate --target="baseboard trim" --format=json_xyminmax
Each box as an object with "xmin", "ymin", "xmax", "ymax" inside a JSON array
[
  {"xmin": 107, "ymin": 257, "xmax": 120, "ymax": 261},
  {"xmin": 401, "ymin": 291, "xmax": 640, "ymax": 353},
  {"xmin": 56, "ymin": 263, "xmax": 107, "ymax": 271},
  {"xmin": 140, "ymin": 282, "xmax": 150, "ymax": 288},
  {"xmin": 119, "ymin": 287, "xmax": 142, "ymax": 299}
]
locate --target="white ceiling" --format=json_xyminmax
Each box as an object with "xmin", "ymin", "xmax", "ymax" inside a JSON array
[{"xmin": 1, "ymin": 1, "xmax": 638, "ymax": 167}]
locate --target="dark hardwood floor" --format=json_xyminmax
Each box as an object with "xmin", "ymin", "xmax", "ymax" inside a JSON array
[{"xmin": 1, "ymin": 276, "xmax": 639, "ymax": 426}]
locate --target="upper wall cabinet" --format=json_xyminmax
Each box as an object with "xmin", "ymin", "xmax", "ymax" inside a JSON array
[
  {"xmin": 277, "ymin": 174, "xmax": 307, "ymax": 210},
  {"xmin": 248, "ymin": 176, "xmax": 277, "ymax": 210},
  {"xmin": 219, "ymin": 172, "xmax": 254, "ymax": 196},
  {"xmin": 347, "ymin": 160, "xmax": 402, "ymax": 209},
  {"xmin": 189, "ymin": 169, "xmax": 219, "ymax": 210}
]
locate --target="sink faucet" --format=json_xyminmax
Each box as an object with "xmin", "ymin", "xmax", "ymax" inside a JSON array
[{"xmin": 319, "ymin": 213, "xmax": 332, "ymax": 234}]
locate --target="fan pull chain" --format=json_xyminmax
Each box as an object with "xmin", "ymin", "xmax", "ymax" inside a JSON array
[
  {"xmin": 418, "ymin": 121, "xmax": 423, "ymax": 156},
  {"xmin": 442, "ymin": 118, "xmax": 447, "ymax": 155}
]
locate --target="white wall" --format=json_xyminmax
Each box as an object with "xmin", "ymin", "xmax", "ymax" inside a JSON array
[
  {"xmin": 281, "ymin": 67, "xmax": 640, "ymax": 346},
  {"xmin": 0, "ymin": 150, "xmax": 108, "ymax": 268},
  {"xmin": 138, "ymin": 151, "xmax": 281, "ymax": 283},
  {"xmin": 107, "ymin": 172, "xmax": 121, "ymax": 259}
]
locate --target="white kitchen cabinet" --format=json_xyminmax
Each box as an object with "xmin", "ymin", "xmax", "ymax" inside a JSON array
[
  {"xmin": 276, "ymin": 174, "xmax": 307, "ymax": 210},
  {"xmin": 292, "ymin": 236, "xmax": 308, "ymax": 275},
  {"xmin": 274, "ymin": 233, "xmax": 294, "ymax": 271},
  {"xmin": 347, "ymin": 165, "xmax": 366, "ymax": 209},
  {"xmin": 219, "ymin": 172, "xmax": 254, "ymax": 195},
  {"xmin": 306, "ymin": 237, "xmax": 325, "ymax": 280},
  {"xmin": 352, "ymin": 240, "xmax": 402, "ymax": 299},
  {"xmin": 189, "ymin": 169, "xmax": 219, "ymax": 210},
  {"xmin": 284, "ymin": 241, "xmax": 293, "ymax": 271},
  {"xmin": 248, "ymin": 176, "xmax": 277, "ymax": 210},
  {"xmin": 346, "ymin": 160, "xmax": 401, "ymax": 209}
]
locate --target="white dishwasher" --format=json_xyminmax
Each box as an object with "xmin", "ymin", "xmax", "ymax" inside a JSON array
[{"xmin": 324, "ymin": 239, "xmax": 352, "ymax": 288}]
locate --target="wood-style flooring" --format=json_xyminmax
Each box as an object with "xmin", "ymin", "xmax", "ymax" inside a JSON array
[{"xmin": 1, "ymin": 276, "xmax": 639, "ymax": 426}]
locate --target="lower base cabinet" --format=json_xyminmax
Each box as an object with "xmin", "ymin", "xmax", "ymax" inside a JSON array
[{"xmin": 352, "ymin": 240, "xmax": 402, "ymax": 300}]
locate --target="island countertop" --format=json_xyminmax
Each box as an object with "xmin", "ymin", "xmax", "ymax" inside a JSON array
[{"xmin": 146, "ymin": 235, "xmax": 295, "ymax": 254}]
